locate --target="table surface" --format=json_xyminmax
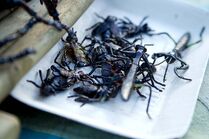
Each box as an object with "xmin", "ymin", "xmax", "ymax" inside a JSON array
[{"xmin": 1, "ymin": 0, "xmax": 209, "ymax": 139}]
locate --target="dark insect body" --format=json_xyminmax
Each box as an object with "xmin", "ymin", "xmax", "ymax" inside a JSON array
[
  {"xmin": 50, "ymin": 65, "xmax": 77, "ymax": 86},
  {"xmin": 61, "ymin": 29, "xmax": 88, "ymax": 68},
  {"xmin": 27, "ymin": 69, "xmax": 66, "ymax": 96},
  {"xmin": 92, "ymin": 64, "xmax": 125, "ymax": 86},
  {"xmin": 86, "ymin": 14, "xmax": 122, "ymax": 41},
  {"xmin": 73, "ymin": 84, "xmax": 111, "ymax": 102},
  {"xmin": 70, "ymin": 81, "xmax": 121, "ymax": 105},
  {"xmin": 51, "ymin": 65, "xmax": 92, "ymax": 85},
  {"xmin": 119, "ymin": 16, "xmax": 153, "ymax": 38}
]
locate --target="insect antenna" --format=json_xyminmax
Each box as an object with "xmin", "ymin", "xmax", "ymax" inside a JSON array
[
  {"xmin": 163, "ymin": 59, "xmax": 171, "ymax": 82},
  {"xmin": 27, "ymin": 80, "xmax": 41, "ymax": 88},
  {"xmin": 145, "ymin": 84, "xmax": 152, "ymax": 119},
  {"xmin": 94, "ymin": 13, "xmax": 105, "ymax": 20},
  {"xmin": 139, "ymin": 16, "xmax": 149, "ymax": 27},
  {"xmin": 187, "ymin": 26, "xmax": 205, "ymax": 47}
]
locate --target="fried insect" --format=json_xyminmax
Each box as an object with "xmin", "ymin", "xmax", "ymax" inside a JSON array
[
  {"xmin": 51, "ymin": 65, "xmax": 93, "ymax": 85},
  {"xmin": 61, "ymin": 28, "xmax": 88, "ymax": 68},
  {"xmin": 0, "ymin": 0, "xmax": 67, "ymax": 64},
  {"xmin": 70, "ymin": 81, "xmax": 121, "ymax": 105},
  {"xmin": 119, "ymin": 16, "xmax": 153, "ymax": 38},
  {"xmin": 86, "ymin": 14, "xmax": 122, "ymax": 41},
  {"xmin": 152, "ymin": 27, "xmax": 205, "ymax": 82},
  {"xmin": 27, "ymin": 69, "xmax": 65, "ymax": 96},
  {"xmin": 72, "ymin": 84, "xmax": 111, "ymax": 102},
  {"xmin": 91, "ymin": 62, "xmax": 125, "ymax": 86}
]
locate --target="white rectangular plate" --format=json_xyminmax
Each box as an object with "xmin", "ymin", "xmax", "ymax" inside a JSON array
[{"xmin": 11, "ymin": 0, "xmax": 209, "ymax": 138}]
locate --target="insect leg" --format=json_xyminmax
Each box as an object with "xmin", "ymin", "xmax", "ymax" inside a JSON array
[
  {"xmin": 142, "ymin": 55, "xmax": 165, "ymax": 86},
  {"xmin": 45, "ymin": 69, "xmax": 51, "ymax": 80},
  {"xmin": 174, "ymin": 66, "xmax": 192, "ymax": 81},
  {"xmin": 173, "ymin": 57, "xmax": 191, "ymax": 81},
  {"xmin": 163, "ymin": 60, "xmax": 171, "ymax": 82},
  {"xmin": 86, "ymin": 22, "xmax": 101, "ymax": 31},
  {"xmin": 136, "ymin": 89, "xmax": 147, "ymax": 99},
  {"xmin": 153, "ymin": 57, "xmax": 170, "ymax": 66},
  {"xmin": 151, "ymin": 32, "xmax": 177, "ymax": 45},
  {"xmin": 139, "ymin": 16, "xmax": 149, "ymax": 27},
  {"xmin": 145, "ymin": 84, "xmax": 152, "ymax": 119},
  {"xmin": 27, "ymin": 80, "xmax": 41, "ymax": 88},
  {"xmin": 123, "ymin": 16, "xmax": 134, "ymax": 24},
  {"xmin": 38, "ymin": 70, "xmax": 44, "ymax": 83},
  {"xmin": 88, "ymin": 66, "xmax": 99, "ymax": 75},
  {"xmin": 81, "ymin": 35, "xmax": 92, "ymax": 45},
  {"xmin": 54, "ymin": 51, "xmax": 63, "ymax": 68},
  {"xmin": 132, "ymin": 37, "xmax": 143, "ymax": 44},
  {"xmin": 187, "ymin": 26, "xmax": 205, "ymax": 47},
  {"xmin": 94, "ymin": 13, "xmax": 105, "ymax": 20}
]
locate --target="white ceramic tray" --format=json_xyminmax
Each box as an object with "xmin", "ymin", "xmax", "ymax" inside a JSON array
[{"xmin": 11, "ymin": 0, "xmax": 209, "ymax": 138}]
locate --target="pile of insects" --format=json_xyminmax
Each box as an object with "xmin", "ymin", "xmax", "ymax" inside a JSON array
[{"xmin": 27, "ymin": 14, "xmax": 205, "ymax": 118}]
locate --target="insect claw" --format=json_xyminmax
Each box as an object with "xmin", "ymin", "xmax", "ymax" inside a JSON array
[
  {"xmin": 80, "ymin": 103, "xmax": 86, "ymax": 107},
  {"xmin": 147, "ymin": 112, "xmax": 152, "ymax": 120},
  {"xmin": 163, "ymin": 78, "xmax": 166, "ymax": 82}
]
